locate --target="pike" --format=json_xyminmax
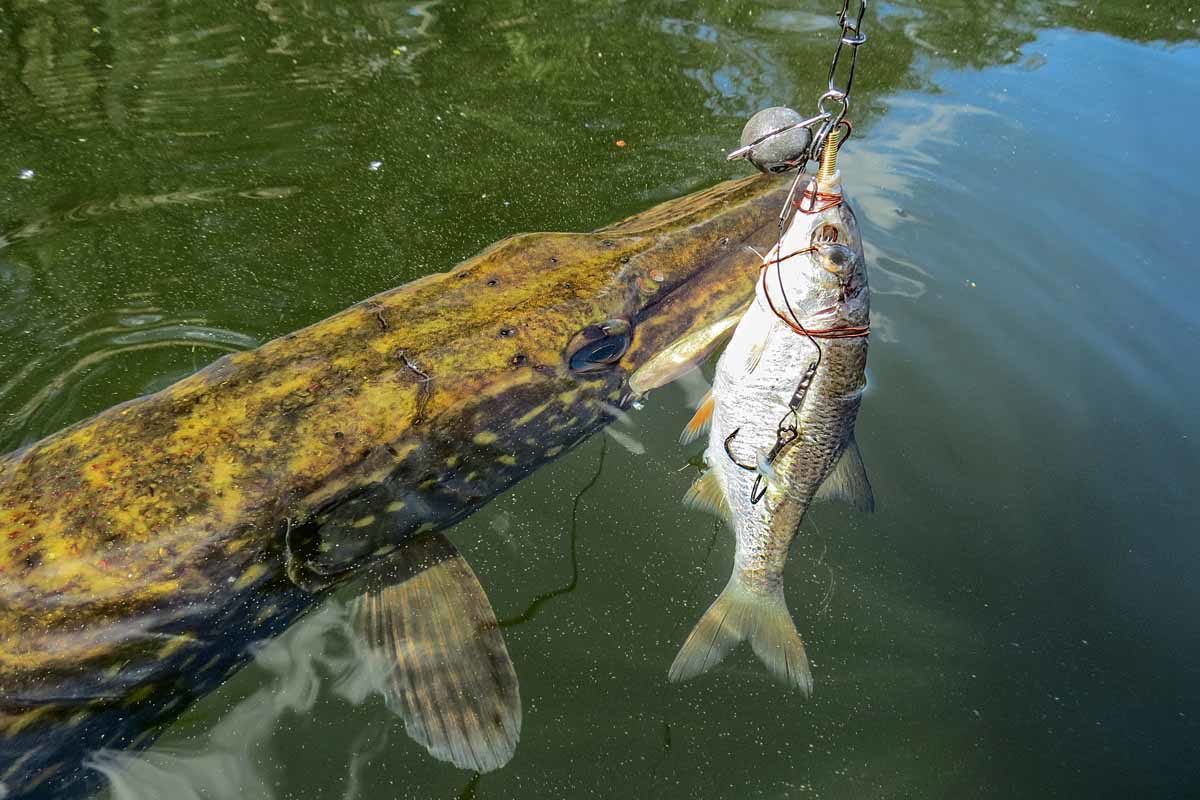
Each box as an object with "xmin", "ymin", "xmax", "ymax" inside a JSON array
[
  {"xmin": 669, "ymin": 142, "xmax": 874, "ymax": 693},
  {"xmin": 0, "ymin": 175, "xmax": 786, "ymax": 800}
]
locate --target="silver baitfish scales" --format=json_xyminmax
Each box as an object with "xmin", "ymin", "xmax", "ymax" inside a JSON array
[{"xmin": 670, "ymin": 145, "xmax": 875, "ymax": 693}]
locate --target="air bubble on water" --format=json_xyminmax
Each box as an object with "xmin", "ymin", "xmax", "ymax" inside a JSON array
[
  {"xmin": 17, "ymin": 169, "xmax": 34, "ymax": 181},
  {"xmin": 368, "ymin": 160, "xmax": 383, "ymax": 171}
]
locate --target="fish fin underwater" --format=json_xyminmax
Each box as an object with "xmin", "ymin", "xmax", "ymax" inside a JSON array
[
  {"xmin": 667, "ymin": 574, "xmax": 812, "ymax": 695},
  {"xmin": 682, "ymin": 470, "xmax": 732, "ymax": 522},
  {"xmin": 349, "ymin": 534, "xmax": 520, "ymax": 774},
  {"xmin": 679, "ymin": 390, "xmax": 715, "ymax": 445},
  {"xmin": 812, "ymin": 435, "xmax": 875, "ymax": 512}
]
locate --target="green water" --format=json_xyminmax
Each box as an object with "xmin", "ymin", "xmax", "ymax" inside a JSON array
[{"xmin": 2, "ymin": 1, "xmax": 1198, "ymax": 797}]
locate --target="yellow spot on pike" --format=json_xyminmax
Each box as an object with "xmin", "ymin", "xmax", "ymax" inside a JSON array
[
  {"xmin": 516, "ymin": 401, "xmax": 552, "ymax": 426},
  {"xmin": 386, "ymin": 500, "xmax": 406, "ymax": 512},
  {"xmin": 497, "ymin": 455, "xmax": 517, "ymax": 465},
  {"xmin": 233, "ymin": 562, "xmax": 268, "ymax": 590},
  {"xmin": 158, "ymin": 634, "xmax": 196, "ymax": 659},
  {"xmin": 545, "ymin": 445, "xmax": 564, "ymax": 458},
  {"xmin": 1, "ymin": 705, "xmax": 55, "ymax": 737},
  {"xmin": 352, "ymin": 515, "xmax": 376, "ymax": 528},
  {"xmin": 125, "ymin": 684, "xmax": 156, "ymax": 705},
  {"xmin": 445, "ymin": 455, "xmax": 460, "ymax": 467},
  {"xmin": 473, "ymin": 431, "xmax": 499, "ymax": 446}
]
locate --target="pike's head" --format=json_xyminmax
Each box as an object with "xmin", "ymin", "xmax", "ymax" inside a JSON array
[
  {"xmin": 281, "ymin": 175, "xmax": 790, "ymax": 585},
  {"xmin": 545, "ymin": 174, "xmax": 789, "ymax": 399}
]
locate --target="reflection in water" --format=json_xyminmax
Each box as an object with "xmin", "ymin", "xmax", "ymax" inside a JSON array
[
  {"xmin": 499, "ymin": 439, "xmax": 606, "ymax": 629},
  {"xmin": 88, "ymin": 604, "xmax": 364, "ymax": 800},
  {"xmin": 663, "ymin": 16, "xmax": 793, "ymax": 119},
  {"xmin": 2, "ymin": 0, "xmax": 443, "ymax": 134},
  {"xmin": 92, "ymin": 438, "xmax": 610, "ymax": 798},
  {"xmin": 0, "ymin": 187, "xmax": 300, "ymax": 252},
  {"xmin": 0, "ymin": 298, "xmax": 259, "ymax": 449}
]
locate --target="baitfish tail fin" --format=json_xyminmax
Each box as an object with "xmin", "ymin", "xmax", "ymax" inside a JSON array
[
  {"xmin": 679, "ymin": 390, "xmax": 715, "ymax": 445},
  {"xmin": 813, "ymin": 435, "xmax": 875, "ymax": 512},
  {"xmin": 350, "ymin": 534, "xmax": 521, "ymax": 773},
  {"xmin": 668, "ymin": 574, "xmax": 812, "ymax": 695}
]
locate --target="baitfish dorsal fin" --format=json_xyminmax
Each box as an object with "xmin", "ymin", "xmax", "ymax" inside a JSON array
[
  {"xmin": 349, "ymin": 534, "xmax": 521, "ymax": 773},
  {"xmin": 813, "ymin": 435, "xmax": 875, "ymax": 512},
  {"xmin": 682, "ymin": 469, "xmax": 732, "ymax": 523},
  {"xmin": 679, "ymin": 390, "xmax": 715, "ymax": 445}
]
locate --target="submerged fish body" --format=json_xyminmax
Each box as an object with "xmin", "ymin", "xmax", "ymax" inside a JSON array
[
  {"xmin": 0, "ymin": 174, "xmax": 788, "ymax": 799},
  {"xmin": 671, "ymin": 174, "xmax": 874, "ymax": 692}
]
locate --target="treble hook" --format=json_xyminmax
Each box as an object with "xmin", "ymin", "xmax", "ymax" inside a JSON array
[{"xmin": 723, "ymin": 428, "xmax": 757, "ymax": 472}]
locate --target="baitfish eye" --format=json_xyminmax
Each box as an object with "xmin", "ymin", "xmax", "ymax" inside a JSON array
[
  {"xmin": 815, "ymin": 241, "xmax": 856, "ymax": 274},
  {"xmin": 566, "ymin": 319, "xmax": 632, "ymax": 373}
]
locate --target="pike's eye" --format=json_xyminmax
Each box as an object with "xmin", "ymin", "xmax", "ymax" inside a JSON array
[{"xmin": 566, "ymin": 319, "xmax": 632, "ymax": 373}]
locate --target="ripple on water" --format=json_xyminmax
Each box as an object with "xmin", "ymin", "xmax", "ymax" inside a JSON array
[
  {"xmin": 0, "ymin": 186, "xmax": 300, "ymax": 253},
  {"xmin": 0, "ymin": 260, "xmax": 34, "ymax": 339},
  {"xmin": 6, "ymin": 0, "xmax": 443, "ymax": 135},
  {"xmin": 0, "ymin": 295, "xmax": 259, "ymax": 450}
]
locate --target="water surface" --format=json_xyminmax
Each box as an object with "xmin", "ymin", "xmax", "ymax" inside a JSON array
[{"xmin": 1, "ymin": 1, "xmax": 1197, "ymax": 797}]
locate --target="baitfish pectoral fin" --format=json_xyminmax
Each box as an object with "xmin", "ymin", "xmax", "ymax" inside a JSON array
[
  {"xmin": 679, "ymin": 390, "xmax": 715, "ymax": 445},
  {"xmin": 813, "ymin": 435, "xmax": 875, "ymax": 512},
  {"xmin": 349, "ymin": 534, "xmax": 521, "ymax": 773},
  {"xmin": 682, "ymin": 469, "xmax": 732, "ymax": 523}
]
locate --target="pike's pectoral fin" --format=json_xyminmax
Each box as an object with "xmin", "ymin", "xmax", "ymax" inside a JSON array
[
  {"xmin": 682, "ymin": 470, "xmax": 732, "ymax": 523},
  {"xmin": 679, "ymin": 390, "xmax": 715, "ymax": 445},
  {"xmin": 668, "ymin": 575, "xmax": 812, "ymax": 695},
  {"xmin": 813, "ymin": 435, "xmax": 875, "ymax": 512},
  {"xmin": 349, "ymin": 534, "xmax": 521, "ymax": 773}
]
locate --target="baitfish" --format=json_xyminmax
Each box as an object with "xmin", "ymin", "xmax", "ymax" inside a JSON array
[
  {"xmin": 0, "ymin": 173, "xmax": 788, "ymax": 799},
  {"xmin": 668, "ymin": 164, "xmax": 874, "ymax": 693}
]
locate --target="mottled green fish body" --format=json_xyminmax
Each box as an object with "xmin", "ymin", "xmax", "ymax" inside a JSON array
[{"xmin": 0, "ymin": 174, "xmax": 786, "ymax": 798}]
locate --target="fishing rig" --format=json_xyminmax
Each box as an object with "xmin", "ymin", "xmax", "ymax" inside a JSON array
[{"xmin": 723, "ymin": 0, "xmax": 870, "ymax": 504}]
